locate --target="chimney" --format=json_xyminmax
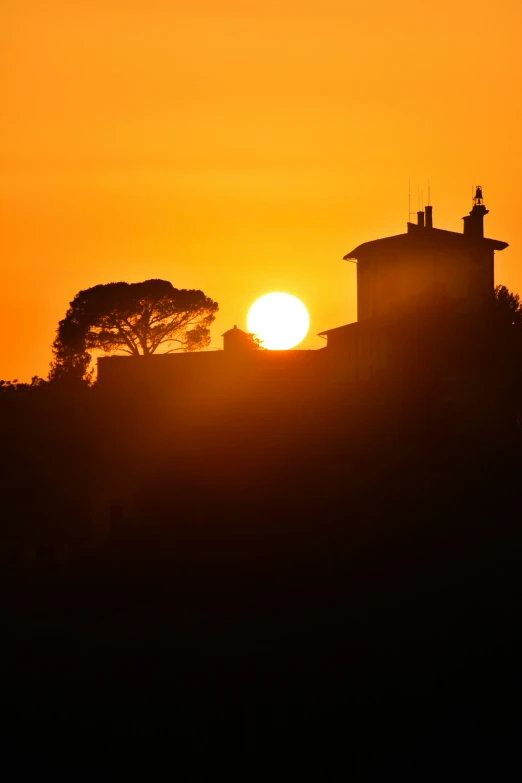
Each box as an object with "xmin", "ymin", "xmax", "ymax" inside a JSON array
[
  {"xmin": 417, "ymin": 210, "xmax": 425, "ymax": 228},
  {"xmin": 425, "ymin": 205, "xmax": 433, "ymax": 229}
]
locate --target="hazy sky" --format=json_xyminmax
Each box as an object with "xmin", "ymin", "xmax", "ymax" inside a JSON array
[{"xmin": 2, "ymin": 0, "xmax": 521, "ymax": 379}]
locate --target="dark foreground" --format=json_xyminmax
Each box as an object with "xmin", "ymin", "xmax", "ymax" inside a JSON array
[{"xmin": 1, "ymin": 378, "xmax": 521, "ymax": 777}]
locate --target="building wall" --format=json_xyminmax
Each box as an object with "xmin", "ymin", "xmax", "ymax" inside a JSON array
[
  {"xmin": 357, "ymin": 240, "xmax": 494, "ymax": 321},
  {"xmin": 96, "ymin": 350, "xmax": 328, "ymax": 404},
  {"xmin": 325, "ymin": 325, "xmax": 390, "ymax": 381}
]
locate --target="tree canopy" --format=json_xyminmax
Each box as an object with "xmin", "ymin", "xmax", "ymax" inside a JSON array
[
  {"xmin": 50, "ymin": 280, "xmax": 218, "ymax": 383},
  {"xmin": 494, "ymin": 285, "xmax": 522, "ymax": 326}
]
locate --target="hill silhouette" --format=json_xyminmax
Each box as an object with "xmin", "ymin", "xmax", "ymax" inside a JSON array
[
  {"xmin": 2, "ymin": 193, "xmax": 521, "ymax": 773},
  {"xmin": 1, "ymin": 331, "xmax": 521, "ymax": 775}
]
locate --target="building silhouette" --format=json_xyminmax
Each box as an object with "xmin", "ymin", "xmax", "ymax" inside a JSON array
[
  {"xmin": 97, "ymin": 187, "xmax": 508, "ymax": 390},
  {"xmin": 222, "ymin": 325, "xmax": 257, "ymax": 353},
  {"xmin": 97, "ymin": 327, "xmax": 320, "ymax": 398},
  {"xmin": 319, "ymin": 188, "xmax": 508, "ymax": 378}
]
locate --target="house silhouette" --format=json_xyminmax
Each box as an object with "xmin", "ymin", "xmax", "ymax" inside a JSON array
[
  {"xmin": 221, "ymin": 325, "xmax": 257, "ymax": 353},
  {"xmin": 319, "ymin": 187, "xmax": 508, "ymax": 378}
]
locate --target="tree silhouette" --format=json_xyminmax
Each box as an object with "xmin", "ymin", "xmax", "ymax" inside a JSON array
[
  {"xmin": 494, "ymin": 285, "xmax": 522, "ymax": 326},
  {"xmin": 0, "ymin": 376, "xmax": 47, "ymax": 395},
  {"xmin": 50, "ymin": 280, "xmax": 218, "ymax": 382},
  {"xmin": 241, "ymin": 332, "xmax": 264, "ymax": 350},
  {"xmin": 248, "ymin": 333, "xmax": 264, "ymax": 350}
]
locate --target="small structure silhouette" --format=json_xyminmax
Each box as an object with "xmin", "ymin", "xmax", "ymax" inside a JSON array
[{"xmin": 222, "ymin": 325, "xmax": 258, "ymax": 352}]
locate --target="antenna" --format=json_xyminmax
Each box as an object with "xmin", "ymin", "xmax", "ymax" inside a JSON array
[
  {"xmin": 428, "ymin": 180, "xmax": 430, "ymax": 206},
  {"xmin": 408, "ymin": 179, "xmax": 417, "ymax": 223}
]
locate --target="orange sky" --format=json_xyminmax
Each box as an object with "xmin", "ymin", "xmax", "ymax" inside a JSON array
[{"xmin": 1, "ymin": 0, "xmax": 522, "ymax": 380}]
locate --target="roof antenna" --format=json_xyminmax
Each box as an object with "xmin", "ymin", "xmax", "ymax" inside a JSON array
[
  {"xmin": 428, "ymin": 180, "xmax": 430, "ymax": 206},
  {"xmin": 408, "ymin": 179, "xmax": 417, "ymax": 223}
]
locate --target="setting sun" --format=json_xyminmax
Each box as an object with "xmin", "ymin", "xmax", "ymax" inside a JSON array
[{"xmin": 247, "ymin": 293, "xmax": 309, "ymax": 350}]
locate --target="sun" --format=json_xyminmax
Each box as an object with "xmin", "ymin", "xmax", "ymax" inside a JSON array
[{"xmin": 247, "ymin": 293, "xmax": 309, "ymax": 350}]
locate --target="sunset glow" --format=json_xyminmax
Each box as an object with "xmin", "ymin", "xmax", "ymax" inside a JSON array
[
  {"xmin": 247, "ymin": 293, "xmax": 309, "ymax": 350},
  {"xmin": 1, "ymin": 1, "xmax": 522, "ymax": 380}
]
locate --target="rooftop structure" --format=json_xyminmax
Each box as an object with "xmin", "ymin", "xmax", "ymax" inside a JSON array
[{"xmin": 342, "ymin": 187, "xmax": 507, "ymax": 322}]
